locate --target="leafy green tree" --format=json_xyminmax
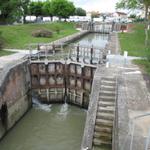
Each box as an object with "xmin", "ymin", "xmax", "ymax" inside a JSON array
[
  {"xmin": 0, "ymin": 0, "xmax": 20, "ymax": 24},
  {"xmin": 116, "ymin": 0, "xmax": 150, "ymax": 20},
  {"xmin": 29, "ymin": 1, "xmax": 44, "ymax": 20},
  {"xmin": 51, "ymin": 0, "xmax": 75, "ymax": 20},
  {"xmin": 0, "ymin": 0, "xmax": 30, "ymax": 24},
  {"xmin": 75, "ymin": 7, "xmax": 86, "ymax": 16},
  {"xmin": 42, "ymin": 0, "xmax": 53, "ymax": 21},
  {"xmin": 20, "ymin": 0, "xmax": 30, "ymax": 23}
]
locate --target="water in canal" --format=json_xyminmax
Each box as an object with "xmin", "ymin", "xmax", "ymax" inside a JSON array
[
  {"xmin": 73, "ymin": 33, "xmax": 109, "ymax": 48},
  {"xmin": 0, "ymin": 102, "xmax": 86, "ymax": 150}
]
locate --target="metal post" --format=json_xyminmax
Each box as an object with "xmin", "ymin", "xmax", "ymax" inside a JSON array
[
  {"xmin": 77, "ymin": 44, "xmax": 80, "ymax": 62},
  {"xmin": 90, "ymin": 46, "xmax": 93, "ymax": 64},
  {"xmin": 37, "ymin": 44, "xmax": 40, "ymax": 60}
]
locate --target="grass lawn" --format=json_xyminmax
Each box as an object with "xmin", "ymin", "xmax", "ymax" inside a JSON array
[
  {"xmin": 0, "ymin": 50, "xmax": 15, "ymax": 56},
  {"xmin": 119, "ymin": 23, "xmax": 150, "ymax": 75},
  {"xmin": 134, "ymin": 59, "xmax": 150, "ymax": 75},
  {"xmin": 119, "ymin": 23, "xmax": 150, "ymax": 57},
  {"xmin": 0, "ymin": 22, "xmax": 78, "ymax": 49}
]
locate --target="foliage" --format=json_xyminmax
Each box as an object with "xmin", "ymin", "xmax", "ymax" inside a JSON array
[
  {"xmin": 129, "ymin": 14, "xmax": 136, "ymax": 18},
  {"xmin": 42, "ymin": 0, "xmax": 53, "ymax": 20},
  {"xmin": 29, "ymin": 1, "xmax": 44, "ymax": 17},
  {"xmin": 0, "ymin": 0, "xmax": 30, "ymax": 24},
  {"xmin": 42, "ymin": 0, "xmax": 53, "ymax": 21},
  {"xmin": 51, "ymin": 0, "xmax": 75, "ymax": 19},
  {"xmin": 75, "ymin": 8, "xmax": 86, "ymax": 16},
  {"xmin": 116, "ymin": 0, "xmax": 150, "ymax": 20},
  {"xmin": 32, "ymin": 29, "xmax": 53, "ymax": 38},
  {"xmin": 0, "ymin": 22, "xmax": 77, "ymax": 49}
]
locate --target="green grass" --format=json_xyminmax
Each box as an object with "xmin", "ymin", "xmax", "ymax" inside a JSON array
[
  {"xmin": 119, "ymin": 23, "xmax": 150, "ymax": 57},
  {"xmin": 0, "ymin": 50, "xmax": 15, "ymax": 56},
  {"xmin": 0, "ymin": 22, "xmax": 78, "ymax": 49},
  {"xmin": 134, "ymin": 59, "xmax": 150, "ymax": 75}
]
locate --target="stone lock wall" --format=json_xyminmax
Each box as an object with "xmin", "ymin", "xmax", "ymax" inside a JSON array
[
  {"xmin": 0, "ymin": 61, "xmax": 31, "ymax": 139},
  {"xmin": 30, "ymin": 61, "xmax": 96, "ymax": 108}
]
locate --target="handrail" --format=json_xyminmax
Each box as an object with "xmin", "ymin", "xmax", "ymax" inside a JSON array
[{"xmin": 112, "ymin": 77, "xmax": 119, "ymax": 150}]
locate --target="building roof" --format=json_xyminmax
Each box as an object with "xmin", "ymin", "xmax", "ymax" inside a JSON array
[{"xmin": 116, "ymin": 12, "xmax": 127, "ymax": 15}]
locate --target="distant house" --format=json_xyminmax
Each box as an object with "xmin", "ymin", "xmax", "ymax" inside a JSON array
[{"xmin": 113, "ymin": 12, "xmax": 128, "ymax": 22}]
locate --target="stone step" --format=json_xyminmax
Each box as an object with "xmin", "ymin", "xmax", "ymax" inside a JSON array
[
  {"xmin": 97, "ymin": 107, "xmax": 115, "ymax": 114},
  {"xmin": 96, "ymin": 112, "xmax": 114, "ymax": 120},
  {"xmin": 101, "ymin": 77, "xmax": 116, "ymax": 81},
  {"xmin": 94, "ymin": 131, "xmax": 112, "ymax": 140},
  {"xmin": 99, "ymin": 95, "xmax": 115, "ymax": 102},
  {"xmin": 101, "ymin": 80, "xmax": 116, "ymax": 86},
  {"xmin": 100, "ymin": 90, "xmax": 116, "ymax": 96},
  {"xmin": 101, "ymin": 85, "xmax": 115, "ymax": 91},
  {"xmin": 95, "ymin": 119, "xmax": 113, "ymax": 127},
  {"xmin": 98, "ymin": 101, "xmax": 114, "ymax": 107},
  {"xmin": 95, "ymin": 125, "xmax": 112, "ymax": 133},
  {"xmin": 93, "ymin": 138, "xmax": 112, "ymax": 146}
]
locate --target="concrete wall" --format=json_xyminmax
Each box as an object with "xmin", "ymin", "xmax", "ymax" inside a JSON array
[{"xmin": 0, "ymin": 61, "xmax": 31, "ymax": 139}]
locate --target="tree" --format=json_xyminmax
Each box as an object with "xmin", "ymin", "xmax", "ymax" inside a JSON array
[
  {"xmin": 75, "ymin": 7, "xmax": 86, "ymax": 16},
  {"xmin": 116, "ymin": 0, "xmax": 150, "ymax": 20},
  {"xmin": 20, "ymin": 0, "xmax": 30, "ymax": 24},
  {"xmin": 0, "ymin": 0, "xmax": 30, "ymax": 24},
  {"xmin": 29, "ymin": 1, "xmax": 44, "ymax": 20},
  {"xmin": 42, "ymin": 0, "xmax": 53, "ymax": 21},
  {"xmin": 0, "ymin": 0, "xmax": 20, "ymax": 24},
  {"xmin": 51, "ymin": 0, "xmax": 75, "ymax": 20}
]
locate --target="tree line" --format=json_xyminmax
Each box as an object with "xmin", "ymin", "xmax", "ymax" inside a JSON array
[
  {"xmin": 116, "ymin": 0, "xmax": 150, "ymax": 20},
  {"xmin": 0, "ymin": 0, "xmax": 86, "ymax": 24}
]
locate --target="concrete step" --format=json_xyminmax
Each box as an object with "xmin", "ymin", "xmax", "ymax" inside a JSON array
[
  {"xmin": 93, "ymin": 138, "xmax": 112, "ymax": 146},
  {"xmin": 94, "ymin": 131, "xmax": 112, "ymax": 140},
  {"xmin": 98, "ymin": 101, "xmax": 114, "ymax": 107},
  {"xmin": 95, "ymin": 125, "xmax": 112, "ymax": 134},
  {"xmin": 101, "ymin": 77, "xmax": 116, "ymax": 81},
  {"xmin": 99, "ymin": 95, "xmax": 115, "ymax": 102},
  {"xmin": 95, "ymin": 119, "xmax": 113, "ymax": 127},
  {"xmin": 101, "ymin": 85, "xmax": 115, "ymax": 91},
  {"xmin": 100, "ymin": 90, "xmax": 116, "ymax": 96},
  {"xmin": 101, "ymin": 80, "xmax": 116, "ymax": 86},
  {"xmin": 96, "ymin": 112, "xmax": 114, "ymax": 120},
  {"xmin": 97, "ymin": 107, "xmax": 115, "ymax": 114}
]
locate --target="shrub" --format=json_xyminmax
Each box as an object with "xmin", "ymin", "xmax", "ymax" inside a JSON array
[{"xmin": 32, "ymin": 29, "xmax": 53, "ymax": 38}]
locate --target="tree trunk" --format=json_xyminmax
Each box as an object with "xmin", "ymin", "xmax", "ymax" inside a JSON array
[
  {"xmin": 145, "ymin": 5, "xmax": 148, "ymax": 21},
  {"xmin": 50, "ymin": 16, "xmax": 53, "ymax": 22},
  {"xmin": 23, "ymin": 15, "xmax": 26, "ymax": 24}
]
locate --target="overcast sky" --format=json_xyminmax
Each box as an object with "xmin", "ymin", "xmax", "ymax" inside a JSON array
[{"xmin": 70, "ymin": 0, "xmax": 119, "ymax": 12}]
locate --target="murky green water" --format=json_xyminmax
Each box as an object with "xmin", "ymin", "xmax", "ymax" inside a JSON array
[
  {"xmin": 73, "ymin": 33, "xmax": 109, "ymax": 48},
  {"xmin": 0, "ymin": 103, "xmax": 86, "ymax": 150}
]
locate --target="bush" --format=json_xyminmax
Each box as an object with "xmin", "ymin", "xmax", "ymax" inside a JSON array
[{"xmin": 32, "ymin": 29, "xmax": 53, "ymax": 38}]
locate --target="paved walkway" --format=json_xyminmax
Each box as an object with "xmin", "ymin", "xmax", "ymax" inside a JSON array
[{"xmin": 106, "ymin": 51, "xmax": 150, "ymax": 150}]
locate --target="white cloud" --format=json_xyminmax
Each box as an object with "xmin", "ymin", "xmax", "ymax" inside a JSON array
[{"xmin": 70, "ymin": 0, "xmax": 119, "ymax": 12}]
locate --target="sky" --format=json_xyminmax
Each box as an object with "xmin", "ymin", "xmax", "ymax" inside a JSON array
[{"xmin": 70, "ymin": 0, "xmax": 119, "ymax": 12}]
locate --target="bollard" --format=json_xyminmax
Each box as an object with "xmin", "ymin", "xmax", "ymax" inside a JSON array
[
  {"xmin": 90, "ymin": 46, "xmax": 94, "ymax": 64},
  {"xmin": 124, "ymin": 51, "xmax": 128, "ymax": 65},
  {"xmin": 77, "ymin": 44, "xmax": 80, "ymax": 62}
]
